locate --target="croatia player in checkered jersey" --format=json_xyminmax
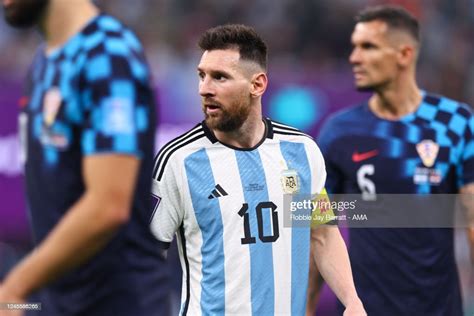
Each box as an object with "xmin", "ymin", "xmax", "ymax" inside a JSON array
[
  {"xmin": 0, "ymin": 1, "xmax": 169, "ymax": 315},
  {"xmin": 315, "ymin": 6, "xmax": 474, "ymax": 316},
  {"xmin": 150, "ymin": 24, "xmax": 366, "ymax": 316}
]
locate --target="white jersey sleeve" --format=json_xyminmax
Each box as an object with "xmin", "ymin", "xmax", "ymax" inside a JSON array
[
  {"xmin": 306, "ymin": 139, "xmax": 327, "ymax": 195},
  {"xmin": 150, "ymin": 160, "xmax": 183, "ymax": 244}
]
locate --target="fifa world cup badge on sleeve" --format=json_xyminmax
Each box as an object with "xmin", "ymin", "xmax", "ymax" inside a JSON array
[{"xmin": 281, "ymin": 169, "xmax": 300, "ymax": 194}]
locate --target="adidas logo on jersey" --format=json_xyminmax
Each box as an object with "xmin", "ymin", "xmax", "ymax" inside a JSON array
[{"xmin": 208, "ymin": 184, "xmax": 228, "ymax": 199}]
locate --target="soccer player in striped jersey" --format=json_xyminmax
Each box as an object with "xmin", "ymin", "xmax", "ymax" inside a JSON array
[
  {"xmin": 0, "ymin": 1, "xmax": 168, "ymax": 315},
  {"xmin": 150, "ymin": 24, "xmax": 366, "ymax": 316},
  {"xmin": 316, "ymin": 5, "xmax": 474, "ymax": 316}
]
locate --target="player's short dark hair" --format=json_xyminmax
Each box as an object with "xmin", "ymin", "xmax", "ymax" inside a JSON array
[
  {"xmin": 198, "ymin": 24, "xmax": 267, "ymax": 70},
  {"xmin": 356, "ymin": 5, "xmax": 420, "ymax": 43}
]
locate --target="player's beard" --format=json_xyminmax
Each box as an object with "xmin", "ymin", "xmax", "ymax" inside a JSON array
[
  {"xmin": 3, "ymin": 0, "xmax": 49, "ymax": 28},
  {"xmin": 355, "ymin": 76, "xmax": 392, "ymax": 93},
  {"xmin": 355, "ymin": 84, "xmax": 375, "ymax": 92},
  {"xmin": 355, "ymin": 79, "xmax": 378, "ymax": 92},
  {"xmin": 203, "ymin": 97, "xmax": 252, "ymax": 132}
]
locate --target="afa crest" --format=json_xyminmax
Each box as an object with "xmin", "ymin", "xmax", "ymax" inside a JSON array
[{"xmin": 281, "ymin": 169, "xmax": 299, "ymax": 194}]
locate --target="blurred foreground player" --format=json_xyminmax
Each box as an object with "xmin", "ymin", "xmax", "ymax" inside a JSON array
[
  {"xmin": 0, "ymin": 0, "xmax": 168, "ymax": 315},
  {"xmin": 317, "ymin": 5, "xmax": 474, "ymax": 316},
  {"xmin": 150, "ymin": 24, "xmax": 365, "ymax": 316}
]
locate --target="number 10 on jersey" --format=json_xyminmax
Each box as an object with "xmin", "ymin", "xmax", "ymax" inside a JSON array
[{"xmin": 238, "ymin": 202, "xmax": 280, "ymax": 245}]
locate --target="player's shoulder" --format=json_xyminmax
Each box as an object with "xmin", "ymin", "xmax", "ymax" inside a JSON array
[
  {"xmin": 323, "ymin": 103, "xmax": 368, "ymax": 127},
  {"xmin": 268, "ymin": 118, "xmax": 324, "ymax": 155},
  {"xmin": 423, "ymin": 92, "xmax": 473, "ymax": 120},
  {"xmin": 152, "ymin": 123, "xmax": 211, "ymax": 182},
  {"xmin": 317, "ymin": 102, "xmax": 368, "ymax": 147},
  {"xmin": 77, "ymin": 14, "xmax": 151, "ymax": 84},
  {"xmin": 81, "ymin": 14, "xmax": 145, "ymax": 57},
  {"xmin": 269, "ymin": 119, "xmax": 313, "ymax": 141}
]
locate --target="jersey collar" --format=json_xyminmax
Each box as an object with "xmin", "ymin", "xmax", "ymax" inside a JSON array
[{"xmin": 201, "ymin": 118, "xmax": 274, "ymax": 151}]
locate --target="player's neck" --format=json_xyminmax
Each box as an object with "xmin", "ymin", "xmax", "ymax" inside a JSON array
[
  {"xmin": 370, "ymin": 80, "xmax": 422, "ymax": 120},
  {"xmin": 40, "ymin": 1, "xmax": 99, "ymax": 54},
  {"xmin": 213, "ymin": 113, "xmax": 266, "ymax": 149}
]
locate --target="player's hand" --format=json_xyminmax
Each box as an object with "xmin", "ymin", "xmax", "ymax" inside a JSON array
[
  {"xmin": 343, "ymin": 299, "xmax": 367, "ymax": 316},
  {"xmin": 0, "ymin": 284, "xmax": 25, "ymax": 316}
]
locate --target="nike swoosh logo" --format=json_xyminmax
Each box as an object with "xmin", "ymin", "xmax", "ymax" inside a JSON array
[{"xmin": 352, "ymin": 149, "xmax": 379, "ymax": 162}]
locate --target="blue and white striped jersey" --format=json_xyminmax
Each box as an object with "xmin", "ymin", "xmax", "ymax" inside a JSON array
[{"xmin": 151, "ymin": 118, "xmax": 326, "ymax": 316}]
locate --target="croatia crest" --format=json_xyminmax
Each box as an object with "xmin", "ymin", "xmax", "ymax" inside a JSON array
[
  {"xmin": 416, "ymin": 139, "xmax": 439, "ymax": 168},
  {"xmin": 43, "ymin": 88, "xmax": 62, "ymax": 126}
]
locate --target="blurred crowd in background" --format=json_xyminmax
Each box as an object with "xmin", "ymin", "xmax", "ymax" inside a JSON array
[{"xmin": 1, "ymin": 0, "xmax": 474, "ymax": 116}]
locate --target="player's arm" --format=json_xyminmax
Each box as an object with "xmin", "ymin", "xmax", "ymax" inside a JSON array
[
  {"xmin": 305, "ymin": 246, "xmax": 323, "ymax": 316},
  {"xmin": 306, "ymin": 120, "xmax": 345, "ymax": 315},
  {"xmin": 460, "ymin": 183, "xmax": 474, "ymax": 263},
  {"xmin": 0, "ymin": 155, "xmax": 138, "ymax": 304},
  {"xmin": 311, "ymin": 225, "xmax": 366, "ymax": 316}
]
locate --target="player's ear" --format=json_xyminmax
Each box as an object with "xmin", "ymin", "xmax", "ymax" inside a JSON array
[
  {"xmin": 397, "ymin": 44, "xmax": 416, "ymax": 68},
  {"xmin": 250, "ymin": 72, "xmax": 267, "ymax": 98}
]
